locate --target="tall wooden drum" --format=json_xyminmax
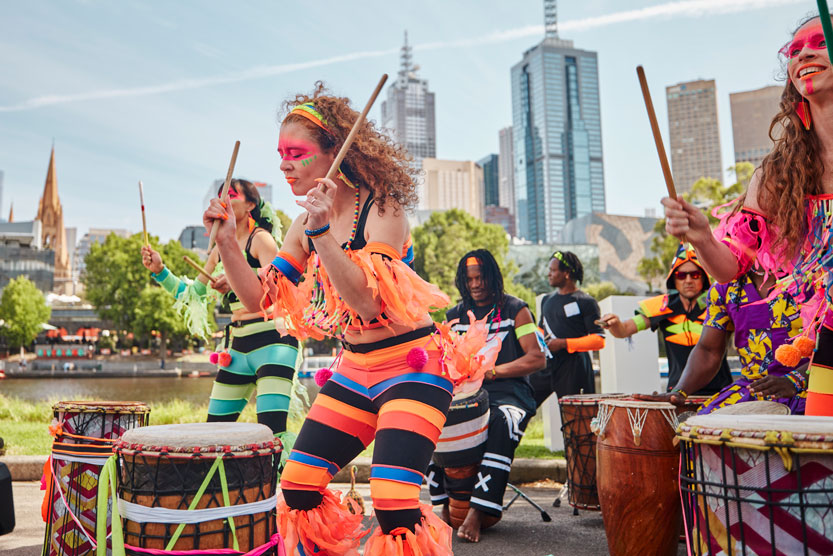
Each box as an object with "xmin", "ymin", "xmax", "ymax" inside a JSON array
[
  {"xmin": 114, "ymin": 422, "xmax": 279, "ymax": 553},
  {"xmin": 43, "ymin": 401, "xmax": 150, "ymax": 556},
  {"xmin": 678, "ymin": 414, "xmax": 833, "ymax": 555},
  {"xmin": 593, "ymin": 399, "xmax": 682, "ymax": 556},
  {"xmin": 558, "ymin": 393, "xmax": 627, "ymax": 511}
]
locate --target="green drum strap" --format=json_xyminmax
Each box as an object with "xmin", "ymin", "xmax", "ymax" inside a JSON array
[
  {"xmin": 217, "ymin": 456, "xmax": 240, "ymax": 551},
  {"xmin": 96, "ymin": 455, "xmax": 125, "ymax": 556}
]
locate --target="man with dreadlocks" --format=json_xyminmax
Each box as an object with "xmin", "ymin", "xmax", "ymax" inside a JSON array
[
  {"xmin": 427, "ymin": 249, "xmax": 545, "ymax": 543},
  {"xmin": 532, "ymin": 251, "xmax": 605, "ymax": 406}
]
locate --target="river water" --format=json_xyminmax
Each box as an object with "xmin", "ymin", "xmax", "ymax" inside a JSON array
[{"xmin": 0, "ymin": 376, "xmax": 320, "ymax": 404}]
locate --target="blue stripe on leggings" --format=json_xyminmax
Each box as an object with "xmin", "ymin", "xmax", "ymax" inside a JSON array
[
  {"xmin": 329, "ymin": 372, "xmax": 370, "ymax": 397},
  {"xmin": 288, "ymin": 451, "xmax": 339, "ymax": 477},
  {"xmin": 370, "ymin": 466, "xmax": 424, "ymax": 486},
  {"xmin": 247, "ymin": 343, "xmax": 298, "ymax": 371},
  {"xmin": 255, "ymin": 393, "xmax": 291, "ymax": 413},
  {"xmin": 368, "ymin": 372, "xmax": 453, "ymax": 399},
  {"xmin": 207, "ymin": 398, "xmax": 248, "ymax": 416}
]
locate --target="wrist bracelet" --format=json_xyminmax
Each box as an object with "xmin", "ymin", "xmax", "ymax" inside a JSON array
[
  {"xmin": 491, "ymin": 368, "xmax": 497, "ymax": 379},
  {"xmin": 672, "ymin": 389, "xmax": 689, "ymax": 399},
  {"xmin": 305, "ymin": 223, "xmax": 331, "ymax": 239},
  {"xmin": 785, "ymin": 370, "xmax": 807, "ymax": 392}
]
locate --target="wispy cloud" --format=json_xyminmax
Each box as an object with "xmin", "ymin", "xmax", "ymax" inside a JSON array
[{"xmin": 0, "ymin": 0, "xmax": 806, "ymax": 113}]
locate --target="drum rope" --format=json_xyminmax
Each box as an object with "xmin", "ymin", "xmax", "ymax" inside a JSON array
[
  {"xmin": 47, "ymin": 455, "xmax": 111, "ymax": 549},
  {"xmin": 116, "ymin": 496, "xmax": 279, "ymax": 525},
  {"xmin": 660, "ymin": 408, "xmax": 679, "ymax": 432},
  {"xmin": 591, "ymin": 404, "xmax": 614, "ymax": 437},
  {"xmin": 626, "ymin": 407, "xmax": 648, "ymax": 446}
]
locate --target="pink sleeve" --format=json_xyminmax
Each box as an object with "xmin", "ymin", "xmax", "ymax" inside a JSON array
[{"xmin": 712, "ymin": 203, "xmax": 780, "ymax": 281}]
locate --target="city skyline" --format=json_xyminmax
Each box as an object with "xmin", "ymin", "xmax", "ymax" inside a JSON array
[{"xmin": 0, "ymin": 0, "xmax": 815, "ymax": 241}]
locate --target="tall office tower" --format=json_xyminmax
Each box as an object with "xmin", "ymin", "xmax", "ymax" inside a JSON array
[
  {"xmin": 381, "ymin": 31, "xmax": 437, "ymax": 207},
  {"xmin": 479, "ymin": 154, "xmax": 500, "ymax": 207},
  {"xmin": 730, "ymin": 85, "xmax": 782, "ymax": 169},
  {"xmin": 666, "ymin": 79, "xmax": 723, "ymax": 191},
  {"xmin": 421, "ymin": 158, "xmax": 484, "ymax": 220},
  {"xmin": 498, "ymin": 127, "xmax": 515, "ymax": 214},
  {"xmin": 0, "ymin": 170, "xmax": 4, "ymax": 222},
  {"xmin": 510, "ymin": 0, "xmax": 605, "ymax": 242}
]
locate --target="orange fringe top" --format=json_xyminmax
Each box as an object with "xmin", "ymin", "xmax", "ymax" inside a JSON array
[{"xmin": 259, "ymin": 242, "xmax": 450, "ymax": 340}]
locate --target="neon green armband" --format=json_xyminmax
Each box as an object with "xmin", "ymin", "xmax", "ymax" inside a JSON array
[
  {"xmin": 515, "ymin": 322, "xmax": 537, "ymax": 339},
  {"xmin": 632, "ymin": 314, "xmax": 648, "ymax": 332}
]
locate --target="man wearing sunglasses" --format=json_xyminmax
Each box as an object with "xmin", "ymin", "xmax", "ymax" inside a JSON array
[{"xmin": 600, "ymin": 243, "xmax": 732, "ymax": 395}]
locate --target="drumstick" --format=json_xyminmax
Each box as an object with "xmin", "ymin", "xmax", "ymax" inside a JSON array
[
  {"xmin": 636, "ymin": 66, "xmax": 678, "ymax": 201},
  {"xmin": 183, "ymin": 255, "xmax": 216, "ymax": 284},
  {"xmin": 138, "ymin": 181, "xmax": 149, "ymax": 246},
  {"xmin": 324, "ymin": 74, "xmax": 388, "ymax": 180},
  {"xmin": 207, "ymin": 140, "xmax": 241, "ymax": 252},
  {"xmin": 818, "ymin": 0, "xmax": 833, "ymax": 64}
]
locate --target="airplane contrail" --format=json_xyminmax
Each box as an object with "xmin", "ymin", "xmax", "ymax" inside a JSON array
[{"xmin": 0, "ymin": 0, "xmax": 807, "ymax": 112}]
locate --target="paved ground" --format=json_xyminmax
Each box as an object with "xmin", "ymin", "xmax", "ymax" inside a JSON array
[{"xmin": 0, "ymin": 481, "xmax": 687, "ymax": 555}]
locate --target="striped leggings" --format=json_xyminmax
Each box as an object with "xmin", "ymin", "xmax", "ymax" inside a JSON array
[
  {"xmin": 280, "ymin": 327, "xmax": 453, "ymax": 534},
  {"xmin": 207, "ymin": 319, "xmax": 299, "ymax": 435}
]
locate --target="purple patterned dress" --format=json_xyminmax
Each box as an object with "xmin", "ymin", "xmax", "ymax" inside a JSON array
[{"xmin": 697, "ymin": 274, "xmax": 807, "ymax": 414}]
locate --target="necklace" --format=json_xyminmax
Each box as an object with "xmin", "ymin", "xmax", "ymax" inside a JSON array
[{"xmin": 307, "ymin": 186, "xmax": 363, "ymax": 337}]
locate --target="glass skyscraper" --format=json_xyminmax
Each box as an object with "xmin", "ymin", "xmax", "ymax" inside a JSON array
[{"xmin": 510, "ymin": 5, "xmax": 605, "ymax": 243}]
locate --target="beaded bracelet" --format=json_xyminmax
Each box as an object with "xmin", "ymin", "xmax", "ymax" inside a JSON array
[
  {"xmin": 785, "ymin": 370, "xmax": 807, "ymax": 392},
  {"xmin": 671, "ymin": 389, "xmax": 689, "ymax": 399},
  {"xmin": 305, "ymin": 223, "xmax": 331, "ymax": 239}
]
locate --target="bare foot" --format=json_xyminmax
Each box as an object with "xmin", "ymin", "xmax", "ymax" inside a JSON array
[
  {"xmin": 457, "ymin": 507, "xmax": 483, "ymax": 542},
  {"xmin": 440, "ymin": 503, "xmax": 451, "ymax": 526}
]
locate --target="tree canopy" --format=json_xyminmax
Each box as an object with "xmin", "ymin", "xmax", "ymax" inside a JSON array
[
  {"xmin": 82, "ymin": 232, "xmax": 202, "ymax": 334},
  {"xmin": 0, "ymin": 276, "xmax": 51, "ymax": 349},
  {"xmin": 412, "ymin": 209, "xmax": 535, "ymax": 311}
]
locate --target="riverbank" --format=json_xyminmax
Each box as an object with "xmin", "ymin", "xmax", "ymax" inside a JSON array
[{"xmin": 0, "ymin": 393, "xmax": 560, "ymax": 459}]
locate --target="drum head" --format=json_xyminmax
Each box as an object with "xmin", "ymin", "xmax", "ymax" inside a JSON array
[
  {"xmin": 53, "ymin": 400, "xmax": 150, "ymax": 413},
  {"xmin": 710, "ymin": 401, "xmax": 790, "ymax": 416},
  {"xmin": 598, "ymin": 398, "xmax": 675, "ymax": 410},
  {"xmin": 120, "ymin": 422, "xmax": 274, "ymax": 451},
  {"xmin": 559, "ymin": 393, "xmax": 628, "ymax": 405}
]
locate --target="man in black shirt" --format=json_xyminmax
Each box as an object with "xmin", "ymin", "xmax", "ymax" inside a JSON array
[
  {"xmin": 428, "ymin": 249, "xmax": 545, "ymax": 543},
  {"xmin": 531, "ymin": 251, "xmax": 605, "ymax": 406}
]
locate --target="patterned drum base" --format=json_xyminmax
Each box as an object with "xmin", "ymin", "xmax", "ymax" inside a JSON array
[{"xmin": 679, "ymin": 414, "xmax": 833, "ymax": 556}]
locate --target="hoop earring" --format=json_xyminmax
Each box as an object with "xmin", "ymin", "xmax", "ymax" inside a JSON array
[{"xmin": 794, "ymin": 99, "xmax": 812, "ymax": 131}]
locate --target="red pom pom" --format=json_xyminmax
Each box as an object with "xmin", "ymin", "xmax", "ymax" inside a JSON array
[
  {"xmin": 218, "ymin": 351, "xmax": 232, "ymax": 367},
  {"xmin": 208, "ymin": 352, "xmax": 219, "ymax": 365},
  {"xmin": 406, "ymin": 347, "xmax": 429, "ymax": 371},
  {"xmin": 794, "ymin": 335, "xmax": 816, "ymax": 358},
  {"xmin": 775, "ymin": 344, "xmax": 801, "ymax": 368},
  {"xmin": 315, "ymin": 367, "xmax": 333, "ymax": 387}
]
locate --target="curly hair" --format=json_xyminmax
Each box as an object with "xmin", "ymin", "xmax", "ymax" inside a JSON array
[
  {"xmin": 279, "ymin": 81, "xmax": 419, "ymax": 213},
  {"xmin": 754, "ymin": 13, "xmax": 830, "ymax": 260}
]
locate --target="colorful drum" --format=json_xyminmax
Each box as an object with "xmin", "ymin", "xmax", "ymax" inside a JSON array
[
  {"xmin": 42, "ymin": 401, "xmax": 150, "ymax": 556},
  {"xmin": 114, "ymin": 422, "xmax": 279, "ymax": 553},
  {"xmin": 678, "ymin": 414, "xmax": 833, "ymax": 555},
  {"xmin": 593, "ymin": 399, "xmax": 682, "ymax": 556},
  {"xmin": 709, "ymin": 400, "xmax": 790, "ymax": 415},
  {"xmin": 558, "ymin": 393, "xmax": 628, "ymax": 511},
  {"xmin": 677, "ymin": 395, "xmax": 712, "ymax": 416},
  {"xmin": 431, "ymin": 388, "xmax": 492, "ymax": 529}
]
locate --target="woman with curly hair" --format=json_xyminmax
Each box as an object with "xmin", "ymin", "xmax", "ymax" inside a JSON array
[
  {"xmin": 662, "ymin": 13, "xmax": 833, "ymax": 415},
  {"xmin": 142, "ymin": 179, "xmax": 302, "ymax": 439},
  {"xmin": 204, "ymin": 83, "xmax": 475, "ymax": 555}
]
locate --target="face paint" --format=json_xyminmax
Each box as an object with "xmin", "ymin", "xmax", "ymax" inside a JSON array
[
  {"xmin": 299, "ymin": 153, "xmax": 317, "ymax": 167},
  {"xmin": 781, "ymin": 24, "xmax": 827, "ymax": 59},
  {"xmin": 277, "ymin": 137, "xmax": 321, "ymax": 163},
  {"xmin": 220, "ymin": 187, "xmax": 241, "ymax": 200}
]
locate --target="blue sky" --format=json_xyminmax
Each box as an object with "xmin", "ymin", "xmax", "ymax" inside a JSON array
[{"xmin": 0, "ymin": 0, "xmax": 818, "ymax": 241}]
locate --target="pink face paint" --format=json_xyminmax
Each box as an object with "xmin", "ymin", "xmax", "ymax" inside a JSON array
[
  {"xmin": 780, "ymin": 24, "xmax": 827, "ymax": 59},
  {"xmin": 277, "ymin": 136, "xmax": 321, "ymax": 162},
  {"xmin": 806, "ymin": 77, "xmax": 815, "ymax": 94}
]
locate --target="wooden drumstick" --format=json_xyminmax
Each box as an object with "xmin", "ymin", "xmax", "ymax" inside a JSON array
[
  {"xmin": 183, "ymin": 255, "xmax": 216, "ymax": 284},
  {"xmin": 324, "ymin": 74, "xmax": 388, "ymax": 180},
  {"xmin": 636, "ymin": 66, "xmax": 678, "ymax": 201},
  {"xmin": 138, "ymin": 181, "xmax": 149, "ymax": 246},
  {"xmin": 818, "ymin": 0, "xmax": 833, "ymax": 64},
  {"xmin": 207, "ymin": 140, "xmax": 241, "ymax": 252}
]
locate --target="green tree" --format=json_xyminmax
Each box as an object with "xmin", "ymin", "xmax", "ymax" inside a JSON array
[
  {"xmin": 0, "ymin": 276, "xmax": 51, "ymax": 349},
  {"xmin": 412, "ymin": 209, "xmax": 535, "ymax": 312},
  {"xmin": 134, "ymin": 285, "xmax": 189, "ymax": 366},
  {"xmin": 82, "ymin": 232, "xmax": 202, "ymax": 333},
  {"xmin": 637, "ymin": 162, "xmax": 754, "ymax": 287},
  {"xmin": 275, "ymin": 209, "xmax": 292, "ymax": 243},
  {"xmin": 584, "ymin": 281, "xmax": 630, "ymax": 302}
]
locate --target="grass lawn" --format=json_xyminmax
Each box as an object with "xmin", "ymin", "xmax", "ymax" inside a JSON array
[{"xmin": 0, "ymin": 393, "xmax": 562, "ymax": 460}]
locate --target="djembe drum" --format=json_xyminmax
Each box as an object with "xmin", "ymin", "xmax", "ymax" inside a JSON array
[
  {"xmin": 42, "ymin": 401, "xmax": 150, "ymax": 556},
  {"xmin": 112, "ymin": 422, "xmax": 280, "ymax": 554},
  {"xmin": 558, "ymin": 393, "xmax": 628, "ymax": 511},
  {"xmin": 593, "ymin": 399, "xmax": 682, "ymax": 556},
  {"xmin": 677, "ymin": 414, "xmax": 832, "ymax": 555},
  {"xmin": 677, "ymin": 395, "xmax": 712, "ymax": 416},
  {"xmin": 431, "ymin": 388, "xmax": 497, "ymax": 529}
]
